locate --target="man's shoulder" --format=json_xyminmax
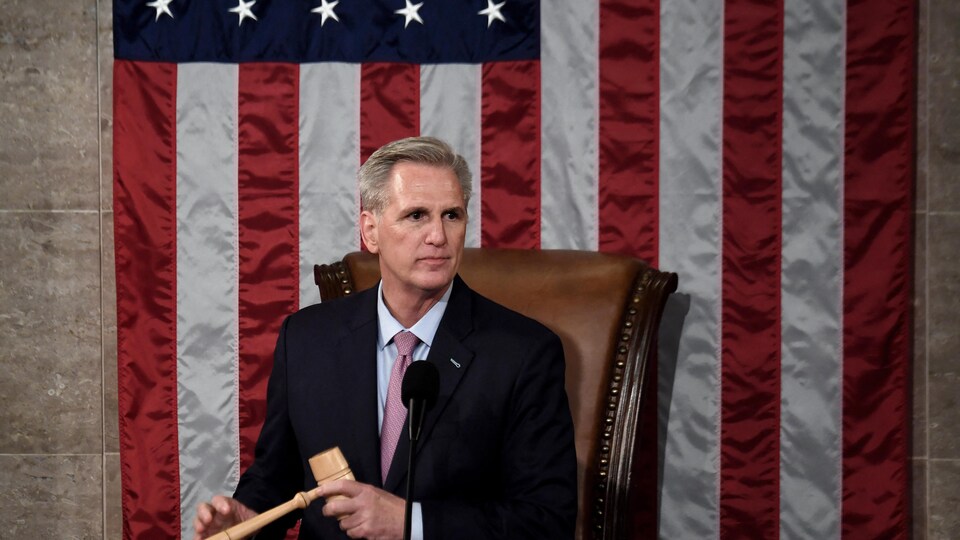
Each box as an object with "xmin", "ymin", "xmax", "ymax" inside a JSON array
[
  {"xmin": 453, "ymin": 280, "xmax": 566, "ymax": 378},
  {"xmin": 457, "ymin": 280, "xmax": 558, "ymax": 341},
  {"xmin": 285, "ymin": 286, "xmax": 376, "ymax": 329}
]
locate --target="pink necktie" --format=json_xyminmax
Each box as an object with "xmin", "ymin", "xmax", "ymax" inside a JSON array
[{"xmin": 381, "ymin": 330, "xmax": 420, "ymax": 482}]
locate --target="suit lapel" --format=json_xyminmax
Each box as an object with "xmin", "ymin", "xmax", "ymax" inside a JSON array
[
  {"xmin": 383, "ymin": 277, "xmax": 476, "ymax": 493},
  {"xmin": 332, "ymin": 288, "xmax": 382, "ymax": 488}
]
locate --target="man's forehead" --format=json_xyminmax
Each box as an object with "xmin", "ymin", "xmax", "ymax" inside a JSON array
[{"xmin": 388, "ymin": 165, "xmax": 461, "ymax": 194}]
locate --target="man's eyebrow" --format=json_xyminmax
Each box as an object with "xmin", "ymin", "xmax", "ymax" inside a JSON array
[{"xmin": 394, "ymin": 205, "xmax": 465, "ymax": 216}]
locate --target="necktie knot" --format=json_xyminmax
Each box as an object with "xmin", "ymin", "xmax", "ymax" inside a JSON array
[{"xmin": 393, "ymin": 330, "xmax": 420, "ymax": 358}]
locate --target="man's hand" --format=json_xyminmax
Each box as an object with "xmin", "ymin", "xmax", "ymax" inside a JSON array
[
  {"xmin": 192, "ymin": 495, "xmax": 259, "ymax": 540},
  {"xmin": 318, "ymin": 479, "xmax": 405, "ymax": 540}
]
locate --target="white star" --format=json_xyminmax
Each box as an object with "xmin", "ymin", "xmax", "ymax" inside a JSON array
[
  {"xmin": 311, "ymin": 0, "xmax": 340, "ymax": 26},
  {"xmin": 394, "ymin": 0, "xmax": 424, "ymax": 28},
  {"xmin": 146, "ymin": 0, "xmax": 174, "ymax": 20},
  {"xmin": 229, "ymin": 0, "xmax": 258, "ymax": 26},
  {"xmin": 478, "ymin": 0, "xmax": 506, "ymax": 28}
]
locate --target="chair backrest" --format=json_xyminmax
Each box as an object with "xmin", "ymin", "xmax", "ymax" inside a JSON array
[{"xmin": 314, "ymin": 248, "xmax": 677, "ymax": 539}]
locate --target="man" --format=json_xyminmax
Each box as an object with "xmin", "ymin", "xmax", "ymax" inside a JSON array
[{"xmin": 193, "ymin": 137, "xmax": 577, "ymax": 539}]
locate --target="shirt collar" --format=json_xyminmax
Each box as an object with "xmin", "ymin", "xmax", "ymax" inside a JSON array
[{"xmin": 376, "ymin": 281, "xmax": 453, "ymax": 351}]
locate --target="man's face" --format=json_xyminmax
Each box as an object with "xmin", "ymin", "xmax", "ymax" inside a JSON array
[{"xmin": 360, "ymin": 161, "xmax": 467, "ymax": 301}]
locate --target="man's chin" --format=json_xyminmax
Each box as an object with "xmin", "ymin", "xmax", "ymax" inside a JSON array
[{"xmin": 411, "ymin": 269, "xmax": 456, "ymax": 293}]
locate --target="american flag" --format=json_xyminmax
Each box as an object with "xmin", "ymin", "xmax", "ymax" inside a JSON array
[{"xmin": 113, "ymin": 0, "xmax": 914, "ymax": 538}]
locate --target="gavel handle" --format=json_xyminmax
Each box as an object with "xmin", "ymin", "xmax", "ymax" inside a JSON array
[{"xmin": 207, "ymin": 487, "xmax": 322, "ymax": 540}]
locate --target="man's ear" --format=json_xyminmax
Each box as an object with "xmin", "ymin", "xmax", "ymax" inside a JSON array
[{"xmin": 359, "ymin": 210, "xmax": 380, "ymax": 254}]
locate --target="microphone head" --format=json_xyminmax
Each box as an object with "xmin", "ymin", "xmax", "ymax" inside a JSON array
[{"xmin": 401, "ymin": 361, "xmax": 440, "ymax": 410}]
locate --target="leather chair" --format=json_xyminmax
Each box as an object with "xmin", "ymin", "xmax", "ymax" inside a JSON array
[{"xmin": 314, "ymin": 248, "xmax": 678, "ymax": 539}]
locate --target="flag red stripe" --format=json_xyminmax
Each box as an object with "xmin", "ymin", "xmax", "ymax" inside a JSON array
[
  {"xmin": 359, "ymin": 63, "xmax": 421, "ymax": 164},
  {"xmin": 113, "ymin": 59, "xmax": 181, "ymax": 540},
  {"xmin": 842, "ymin": 0, "xmax": 914, "ymax": 536},
  {"xmin": 480, "ymin": 60, "xmax": 541, "ymax": 249},
  {"xmin": 719, "ymin": 1, "xmax": 783, "ymax": 537},
  {"xmin": 598, "ymin": 0, "xmax": 659, "ymax": 263},
  {"xmin": 237, "ymin": 63, "xmax": 301, "ymax": 473}
]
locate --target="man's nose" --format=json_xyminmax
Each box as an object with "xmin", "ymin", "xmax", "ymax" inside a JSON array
[{"xmin": 424, "ymin": 216, "xmax": 447, "ymax": 245}]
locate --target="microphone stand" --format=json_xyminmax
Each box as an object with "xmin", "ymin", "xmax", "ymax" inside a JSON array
[
  {"xmin": 403, "ymin": 435, "xmax": 416, "ymax": 540},
  {"xmin": 402, "ymin": 398, "xmax": 423, "ymax": 540},
  {"xmin": 399, "ymin": 361, "xmax": 438, "ymax": 540}
]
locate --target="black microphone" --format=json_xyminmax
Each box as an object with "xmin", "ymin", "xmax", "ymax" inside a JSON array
[
  {"xmin": 400, "ymin": 361, "xmax": 440, "ymax": 540},
  {"xmin": 402, "ymin": 361, "xmax": 440, "ymax": 441}
]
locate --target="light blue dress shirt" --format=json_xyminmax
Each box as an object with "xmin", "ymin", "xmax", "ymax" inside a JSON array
[{"xmin": 375, "ymin": 281, "xmax": 452, "ymax": 540}]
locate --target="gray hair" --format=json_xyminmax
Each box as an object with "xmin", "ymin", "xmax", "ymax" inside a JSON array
[{"xmin": 358, "ymin": 136, "xmax": 473, "ymax": 215}]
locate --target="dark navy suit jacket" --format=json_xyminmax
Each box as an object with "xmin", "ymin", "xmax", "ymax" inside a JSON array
[{"xmin": 234, "ymin": 276, "xmax": 577, "ymax": 539}]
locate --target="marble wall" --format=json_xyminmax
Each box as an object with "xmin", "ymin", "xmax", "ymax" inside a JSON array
[
  {"xmin": 914, "ymin": 0, "xmax": 960, "ymax": 538},
  {"xmin": 0, "ymin": 0, "xmax": 120, "ymax": 537},
  {"xmin": 0, "ymin": 0, "xmax": 955, "ymax": 538}
]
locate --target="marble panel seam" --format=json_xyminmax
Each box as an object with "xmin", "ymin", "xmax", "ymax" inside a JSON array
[
  {"xmin": 0, "ymin": 453, "xmax": 107, "ymax": 457},
  {"xmin": 0, "ymin": 209, "xmax": 102, "ymax": 214}
]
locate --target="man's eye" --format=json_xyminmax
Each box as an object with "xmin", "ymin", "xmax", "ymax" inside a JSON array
[
  {"xmin": 443, "ymin": 211, "xmax": 461, "ymax": 220},
  {"xmin": 409, "ymin": 211, "xmax": 424, "ymax": 220}
]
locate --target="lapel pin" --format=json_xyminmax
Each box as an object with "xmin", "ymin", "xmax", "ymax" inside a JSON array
[{"xmin": 449, "ymin": 358, "xmax": 461, "ymax": 369}]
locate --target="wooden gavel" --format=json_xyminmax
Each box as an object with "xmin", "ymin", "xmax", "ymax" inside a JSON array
[{"xmin": 208, "ymin": 447, "xmax": 354, "ymax": 540}]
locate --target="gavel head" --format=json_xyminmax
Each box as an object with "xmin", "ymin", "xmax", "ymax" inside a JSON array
[{"xmin": 308, "ymin": 447, "xmax": 355, "ymax": 486}]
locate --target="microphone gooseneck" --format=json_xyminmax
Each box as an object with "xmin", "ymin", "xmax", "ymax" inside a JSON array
[{"xmin": 400, "ymin": 361, "xmax": 440, "ymax": 540}]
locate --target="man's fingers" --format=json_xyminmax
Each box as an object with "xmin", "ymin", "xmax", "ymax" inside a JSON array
[
  {"xmin": 195, "ymin": 503, "xmax": 214, "ymax": 524},
  {"xmin": 322, "ymin": 496, "xmax": 358, "ymax": 518},
  {"xmin": 193, "ymin": 502, "xmax": 222, "ymax": 540},
  {"xmin": 319, "ymin": 478, "xmax": 363, "ymax": 498},
  {"xmin": 337, "ymin": 510, "xmax": 363, "ymax": 531},
  {"xmin": 319, "ymin": 481, "xmax": 405, "ymax": 539},
  {"xmin": 320, "ymin": 480, "xmax": 371, "ymax": 520},
  {"xmin": 193, "ymin": 495, "xmax": 257, "ymax": 540},
  {"xmin": 211, "ymin": 495, "xmax": 234, "ymax": 515}
]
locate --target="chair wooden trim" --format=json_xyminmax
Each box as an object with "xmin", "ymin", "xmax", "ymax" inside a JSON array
[{"xmin": 314, "ymin": 248, "xmax": 677, "ymax": 539}]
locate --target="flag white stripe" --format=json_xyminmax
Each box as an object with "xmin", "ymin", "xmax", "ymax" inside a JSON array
[
  {"xmin": 540, "ymin": 0, "xmax": 599, "ymax": 250},
  {"xmin": 420, "ymin": 64, "xmax": 483, "ymax": 248},
  {"xmin": 176, "ymin": 63, "xmax": 241, "ymax": 540},
  {"xmin": 299, "ymin": 63, "xmax": 361, "ymax": 304},
  {"xmin": 780, "ymin": 0, "xmax": 845, "ymax": 536},
  {"xmin": 657, "ymin": 0, "xmax": 725, "ymax": 536}
]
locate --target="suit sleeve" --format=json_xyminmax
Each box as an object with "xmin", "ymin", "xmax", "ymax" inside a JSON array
[
  {"xmin": 232, "ymin": 315, "xmax": 304, "ymax": 538},
  {"xmin": 420, "ymin": 332, "xmax": 578, "ymax": 539}
]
